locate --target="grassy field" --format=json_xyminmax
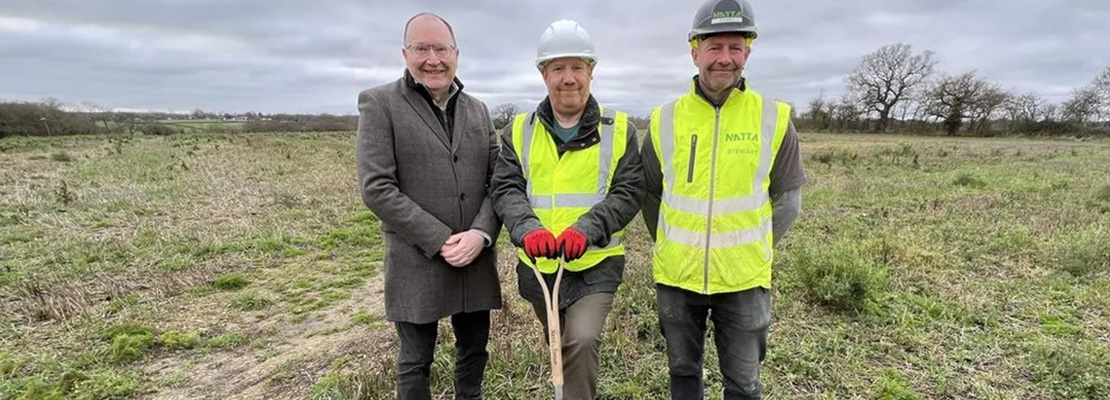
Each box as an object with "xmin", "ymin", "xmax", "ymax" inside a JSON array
[
  {"xmin": 158, "ymin": 120, "xmax": 244, "ymax": 133},
  {"xmin": 1, "ymin": 132, "xmax": 1108, "ymax": 400}
]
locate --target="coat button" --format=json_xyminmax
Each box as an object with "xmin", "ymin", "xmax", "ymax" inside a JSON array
[
  {"xmin": 453, "ymin": 155, "xmax": 459, "ymax": 163},
  {"xmin": 460, "ymin": 193, "xmax": 467, "ymax": 200}
]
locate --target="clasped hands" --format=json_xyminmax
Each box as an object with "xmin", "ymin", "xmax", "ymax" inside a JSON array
[{"xmin": 440, "ymin": 230, "xmax": 485, "ymax": 267}]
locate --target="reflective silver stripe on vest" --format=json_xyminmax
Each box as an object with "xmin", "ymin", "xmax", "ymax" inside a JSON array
[
  {"xmin": 521, "ymin": 112, "xmax": 536, "ymax": 204},
  {"xmin": 752, "ymin": 97, "xmax": 778, "ymax": 200},
  {"xmin": 522, "ymin": 108, "xmax": 620, "ymax": 250},
  {"xmin": 658, "ymin": 102, "xmax": 678, "ymax": 196},
  {"xmin": 657, "ymin": 102, "xmax": 677, "ymax": 233},
  {"xmin": 592, "ymin": 108, "xmax": 619, "ymax": 250},
  {"xmin": 530, "ymin": 193, "xmax": 606, "ymax": 208},
  {"xmin": 663, "ymin": 218, "xmax": 772, "ymax": 249},
  {"xmin": 658, "ymin": 96, "xmax": 779, "ymax": 248},
  {"xmin": 665, "ymin": 191, "xmax": 769, "ymax": 215},
  {"xmin": 596, "ymin": 108, "xmax": 615, "ymax": 197}
]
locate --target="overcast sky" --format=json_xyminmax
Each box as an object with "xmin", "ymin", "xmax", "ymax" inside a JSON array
[{"xmin": 2, "ymin": 0, "xmax": 1108, "ymax": 116}]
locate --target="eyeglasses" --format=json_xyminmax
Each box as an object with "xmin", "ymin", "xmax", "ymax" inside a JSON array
[{"xmin": 404, "ymin": 43, "xmax": 456, "ymax": 58}]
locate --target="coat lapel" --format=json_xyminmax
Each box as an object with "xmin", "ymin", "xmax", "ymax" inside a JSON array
[
  {"xmin": 401, "ymin": 86, "xmax": 451, "ymax": 150},
  {"xmin": 451, "ymin": 95, "xmax": 467, "ymax": 155}
]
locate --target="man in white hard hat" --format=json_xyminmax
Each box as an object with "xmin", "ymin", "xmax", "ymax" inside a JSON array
[
  {"xmin": 641, "ymin": 0, "xmax": 808, "ymax": 398},
  {"xmin": 492, "ymin": 19, "xmax": 644, "ymax": 400}
]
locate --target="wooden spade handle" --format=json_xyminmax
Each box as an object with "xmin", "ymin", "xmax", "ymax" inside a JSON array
[{"xmin": 530, "ymin": 259, "xmax": 567, "ymax": 395}]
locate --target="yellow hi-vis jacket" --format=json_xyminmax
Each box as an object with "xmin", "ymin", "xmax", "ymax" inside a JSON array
[
  {"xmin": 510, "ymin": 108, "xmax": 629, "ymax": 273},
  {"xmin": 649, "ymin": 84, "xmax": 790, "ymax": 294}
]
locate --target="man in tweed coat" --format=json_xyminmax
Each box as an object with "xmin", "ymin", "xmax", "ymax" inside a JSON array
[{"xmin": 356, "ymin": 12, "xmax": 501, "ymax": 400}]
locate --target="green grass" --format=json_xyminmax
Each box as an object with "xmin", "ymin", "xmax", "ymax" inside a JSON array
[
  {"xmin": 2, "ymin": 132, "xmax": 1108, "ymax": 399},
  {"xmin": 108, "ymin": 332, "xmax": 155, "ymax": 363},
  {"xmin": 349, "ymin": 310, "xmax": 376, "ymax": 327},
  {"xmin": 158, "ymin": 119, "xmax": 244, "ymax": 134},
  {"xmin": 231, "ymin": 292, "xmax": 272, "ymax": 311},
  {"xmin": 212, "ymin": 273, "xmax": 249, "ymax": 290},
  {"xmin": 873, "ymin": 368, "xmax": 922, "ymax": 400},
  {"xmin": 158, "ymin": 330, "xmax": 200, "ymax": 349},
  {"xmin": 952, "ymin": 172, "xmax": 988, "ymax": 188},
  {"xmin": 105, "ymin": 294, "xmax": 141, "ymax": 313},
  {"xmin": 50, "ymin": 151, "xmax": 74, "ymax": 162},
  {"xmin": 206, "ymin": 332, "xmax": 248, "ymax": 349},
  {"xmin": 8, "ymin": 370, "xmax": 139, "ymax": 400}
]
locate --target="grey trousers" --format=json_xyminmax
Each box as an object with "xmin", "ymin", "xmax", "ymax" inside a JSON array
[{"xmin": 531, "ymin": 292, "xmax": 615, "ymax": 400}]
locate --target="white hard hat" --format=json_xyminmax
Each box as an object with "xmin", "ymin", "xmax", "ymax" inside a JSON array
[{"xmin": 535, "ymin": 19, "xmax": 596, "ymax": 69}]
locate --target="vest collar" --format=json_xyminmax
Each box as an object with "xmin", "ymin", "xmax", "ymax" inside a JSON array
[{"xmin": 689, "ymin": 75, "xmax": 748, "ymax": 108}]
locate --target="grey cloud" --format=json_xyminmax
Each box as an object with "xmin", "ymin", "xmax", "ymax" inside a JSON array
[{"xmin": 1, "ymin": 0, "xmax": 1108, "ymax": 116}]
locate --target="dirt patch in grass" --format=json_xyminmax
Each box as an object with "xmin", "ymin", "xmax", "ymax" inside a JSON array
[{"xmin": 143, "ymin": 271, "xmax": 387, "ymax": 400}]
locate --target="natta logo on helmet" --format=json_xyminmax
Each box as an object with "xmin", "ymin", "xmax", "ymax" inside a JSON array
[{"xmin": 711, "ymin": 10, "xmax": 744, "ymax": 24}]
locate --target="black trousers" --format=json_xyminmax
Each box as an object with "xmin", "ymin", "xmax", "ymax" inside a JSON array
[
  {"xmin": 394, "ymin": 310, "xmax": 491, "ymax": 400},
  {"xmin": 657, "ymin": 285, "xmax": 771, "ymax": 400}
]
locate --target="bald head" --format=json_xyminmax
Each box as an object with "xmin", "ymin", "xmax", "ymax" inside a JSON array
[
  {"xmin": 403, "ymin": 12, "xmax": 457, "ymax": 47},
  {"xmin": 401, "ymin": 12, "xmax": 459, "ymax": 101}
]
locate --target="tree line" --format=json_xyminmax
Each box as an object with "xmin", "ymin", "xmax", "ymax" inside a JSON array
[
  {"xmin": 793, "ymin": 43, "xmax": 1110, "ymax": 137},
  {"xmin": 0, "ymin": 100, "xmax": 357, "ymax": 137}
]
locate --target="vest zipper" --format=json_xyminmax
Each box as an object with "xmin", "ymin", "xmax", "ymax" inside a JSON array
[
  {"xmin": 551, "ymin": 131, "xmax": 559, "ymax": 240},
  {"xmin": 687, "ymin": 135, "xmax": 698, "ymax": 183},
  {"xmin": 704, "ymin": 107, "xmax": 721, "ymax": 294}
]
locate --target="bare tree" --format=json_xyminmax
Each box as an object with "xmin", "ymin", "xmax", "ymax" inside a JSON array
[
  {"xmin": 830, "ymin": 94, "xmax": 864, "ymax": 132},
  {"xmin": 1061, "ymin": 87, "xmax": 1101, "ymax": 124},
  {"xmin": 924, "ymin": 71, "xmax": 1001, "ymax": 136},
  {"xmin": 796, "ymin": 90, "xmax": 831, "ymax": 131},
  {"xmin": 970, "ymin": 86, "xmax": 1007, "ymax": 134},
  {"xmin": 1041, "ymin": 103, "xmax": 1061, "ymax": 122},
  {"xmin": 1003, "ymin": 92, "xmax": 1046, "ymax": 123},
  {"xmin": 491, "ymin": 103, "xmax": 520, "ymax": 130},
  {"xmin": 1093, "ymin": 66, "xmax": 1110, "ymax": 96},
  {"xmin": 40, "ymin": 97, "xmax": 68, "ymax": 129},
  {"xmin": 846, "ymin": 43, "xmax": 937, "ymax": 132},
  {"xmin": 1091, "ymin": 66, "xmax": 1110, "ymax": 120}
]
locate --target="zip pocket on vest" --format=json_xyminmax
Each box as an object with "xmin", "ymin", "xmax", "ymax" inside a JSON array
[{"xmin": 687, "ymin": 135, "xmax": 698, "ymax": 183}]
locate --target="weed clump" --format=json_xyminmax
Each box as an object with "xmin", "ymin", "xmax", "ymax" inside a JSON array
[
  {"xmin": 953, "ymin": 173, "xmax": 987, "ymax": 188},
  {"xmin": 50, "ymin": 151, "xmax": 73, "ymax": 162},
  {"xmin": 104, "ymin": 324, "xmax": 154, "ymax": 363},
  {"xmin": 793, "ymin": 242, "xmax": 889, "ymax": 313},
  {"xmin": 212, "ymin": 274, "xmax": 248, "ymax": 291},
  {"xmin": 158, "ymin": 330, "xmax": 199, "ymax": 349},
  {"xmin": 1054, "ymin": 232, "xmax": 1110, "ymax": 277},
  {"xmin": 231, "ymin": 292, "xmax": 271, "ymax": 311},
  {"xmin": 1089, "ymin": 185, "xmax": 1110, "ymax": 213}
]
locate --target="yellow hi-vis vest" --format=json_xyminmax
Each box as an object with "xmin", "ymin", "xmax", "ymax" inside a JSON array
[
  {"xmin": 649, "ymin": 85, "xmax": 790, "ymax": 294},
  {"xmin": 511, "ymin": 107, "xmax": 629, "ymax": 273}
]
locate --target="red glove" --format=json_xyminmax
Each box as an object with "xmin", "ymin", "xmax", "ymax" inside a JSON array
[
  {"xmin": 556, "ymin": 228, "xmax": 589, "ymax": 262},
  {"xmin": 523, "ymin": 229, "xmax": 558, "ymax": 263}
]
